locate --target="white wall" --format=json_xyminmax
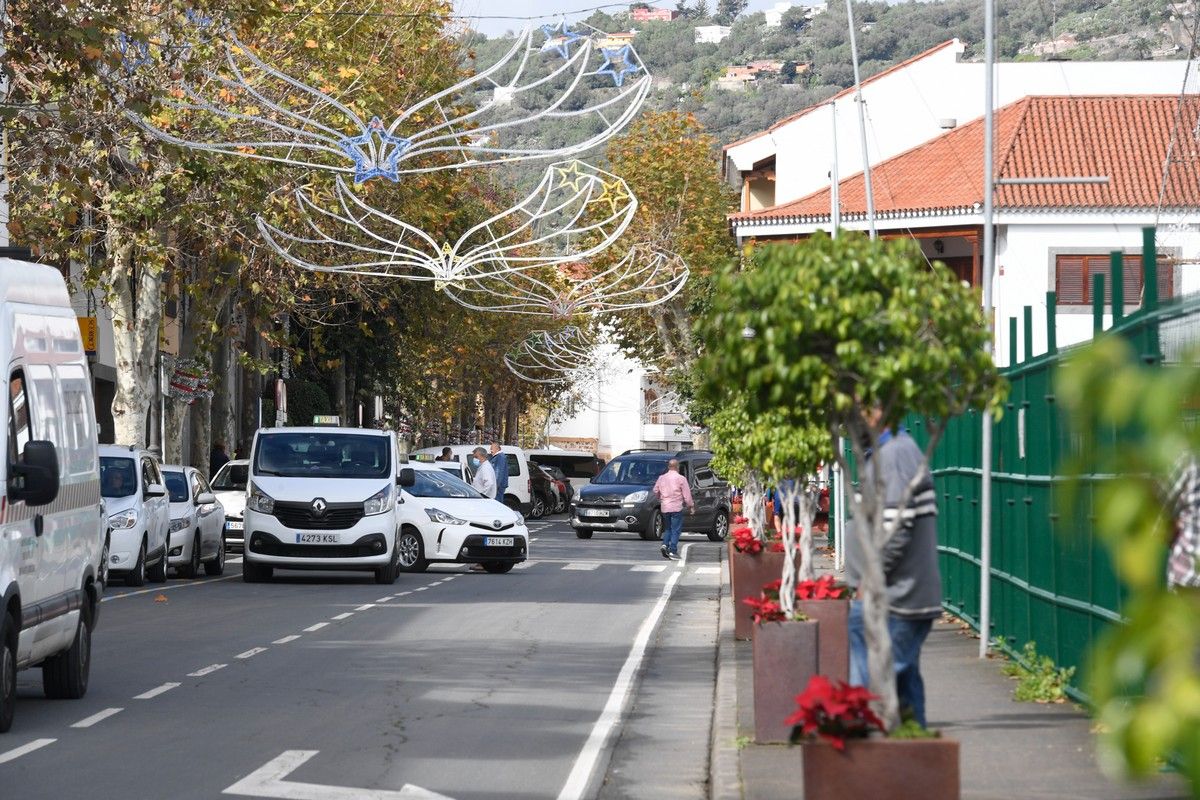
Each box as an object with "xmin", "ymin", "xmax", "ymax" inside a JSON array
[{"xmin": 548, "ymin": 346, "xmax": 644, "ymax": 459}]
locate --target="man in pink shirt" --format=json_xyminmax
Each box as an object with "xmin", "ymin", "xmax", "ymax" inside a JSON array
[{"xmin": 653, "ymin": 459, "xmax": 694, "ymax": 559}]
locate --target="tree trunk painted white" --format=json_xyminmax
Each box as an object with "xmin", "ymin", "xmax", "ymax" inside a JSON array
[
  {"xmin": 798, "ymin": 482, "xmax": 816, "ymax": 582},
  {"xmin": 778, "ymin": 480, "xmax": 801, "ymax": 618},
  {"xmin": 743, "ymin": 473, "xmax": 765, "ymax": 541},
  {"xmin": 107, "ymin": 224, "xmax": 162, "ymax": 448}
]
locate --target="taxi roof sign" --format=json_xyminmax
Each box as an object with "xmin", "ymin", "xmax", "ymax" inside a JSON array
[{"xmin": 312, "ymin": 415, "xmax": 341, "ymax": 426}]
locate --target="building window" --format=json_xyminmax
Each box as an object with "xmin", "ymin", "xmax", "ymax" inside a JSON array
[{"xmin": 1055, "ymin": 254, "xmax": 1173, "ymax": 306}]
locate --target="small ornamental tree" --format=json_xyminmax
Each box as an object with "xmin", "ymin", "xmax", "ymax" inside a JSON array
[
  {"xmin": 708, "ymin": 399, "xmax": 767, "ymax": 542},
  {"xmin": 699, "ymin": 232, "xmax": 1004, "ymax": 729}
]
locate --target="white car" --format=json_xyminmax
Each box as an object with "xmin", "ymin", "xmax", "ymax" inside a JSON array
[
  {"xmin": 162, "ymin": 465, "xmax": 227, "ymax": 578},
  {"xmin": 100, "ymin": 445, "xmax": 171, "ymax": 586},
  {"xmin": 210, "ymin": 459, "xmax": 248, "ymax": 552},
  {"xmin": 395, "ymin": 462, "xmax": 528, "ymax": 574},
  {"xmin": 412, "ymin": 444, "xmax": 534, "ymax": 515}
]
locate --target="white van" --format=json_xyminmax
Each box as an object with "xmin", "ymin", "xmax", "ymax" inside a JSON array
[
  {"xmin": 525, "ymin": 449, "xmax": 605, "ymax": 492},
  {"xmin": 412, "ymin": 444, "xmax": 532, "ymax": 515},
  {"xmin": 0, "ymin": 259, "xmax": 105, "ymax": 733},
  {"xmin": 242, "ymin": 427, "xmax": 403, "ymax": 584}
]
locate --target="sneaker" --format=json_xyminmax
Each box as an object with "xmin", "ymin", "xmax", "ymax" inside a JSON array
[
  {"xmin": 669, "ymin": 551, "xmax": 680, "ymax": 560},
  {"xmin": 660, "ymin": 545, "xmax": 669, "ymax": 559}
]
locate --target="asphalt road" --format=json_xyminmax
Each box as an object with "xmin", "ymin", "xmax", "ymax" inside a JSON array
[{"xmin": 0, "ymin": 516, "xmax": 724, "ymax": 800}]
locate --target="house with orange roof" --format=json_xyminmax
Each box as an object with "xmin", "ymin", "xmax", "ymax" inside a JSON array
[{"xmin": 730, "ymin": 95, "xmax": 1200, "ymax": 364}]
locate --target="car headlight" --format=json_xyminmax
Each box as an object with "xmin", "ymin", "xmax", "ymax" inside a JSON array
[
  {"xmin": 424, "ymin": 508, "xmax": 467, "ymax": 526},
  {"xmin": 624, "ymin": 490, "xmax": 649, "ymax": 504},
  {"xmin": 364, "ymin": 485, "xmax": 394, "ymax": 516},
  {"xmin": 169, "ymin": 517, "xmax": 191, "ymax": 533},
  {"xmin": 247, "ymin": 484, "xmax": 275, "ymax": 514},
  {"xmin": 108, "ymin": 508, "xmax": 138, "ymax": 529}
]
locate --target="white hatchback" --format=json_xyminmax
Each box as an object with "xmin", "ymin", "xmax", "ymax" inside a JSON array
[
  {"xmin": 99, "ymin": 446, "xmax": 171, "ymax": 586},
  {"xmin": 210, "ymin": 459, "xmax": 248, "ymax": 552},
  {"xmin": 395, "ymin": 462, "xmax": 528, "ymax": 574},
  {"xmin": 162, "ymin": 466, "xmax": 226, "ymax": 578}
]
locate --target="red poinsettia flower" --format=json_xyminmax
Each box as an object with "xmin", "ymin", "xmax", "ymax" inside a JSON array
[
  {"xmin": 733, "ymin": 516, "xmax": 749, "ymax": 525},
  {"xmin": 795, "ymin": 575, "xmax": 851, "ymax": 601},
  {"xmin": 731, "ymin": 526, "xmax": 763, "ymax": 554},
  {"xmin": 742, "ymin": 594, "xmax": 786, "ymax": 624},
  {"xmin": 786, "ymin": 675, "xmax": 885, "ymax": 750}
]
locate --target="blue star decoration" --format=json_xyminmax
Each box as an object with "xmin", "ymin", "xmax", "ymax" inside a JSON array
[
  {"xmin": 117, "ymin": 32, "xmax": 152, "ymax": 74},
  {"xmin": 335, "ymin": 117, "xmax": 413, "ymax": 184},
  {"xmin": 597, "ymin": 45, "xmax": 641, "ymax": 88},
  {"xmin": 540, "ymin": 21, "xmax": 585, "ymax": 59}
]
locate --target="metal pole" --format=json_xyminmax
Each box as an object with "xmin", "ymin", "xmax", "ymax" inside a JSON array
[
  {"xmin": 830, "ymin": 103, "xmax": 841, "ymax": 233},
  {"xmin": 979, "ymin": 0, "xmax": 996, "ymax": 659},
  {"xmin": 845, "ymin": 0, "xmax": 876, "ymax": 239}
]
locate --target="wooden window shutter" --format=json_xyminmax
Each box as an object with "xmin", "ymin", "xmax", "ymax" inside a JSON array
[{"xmin": 1056, "ymin": 255, "xmax": 1086, "ymax": 304}]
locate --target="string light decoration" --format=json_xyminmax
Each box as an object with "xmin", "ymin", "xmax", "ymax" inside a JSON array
[
  {"xmin": 254, "ymin": 160, "xmax": 637, "ymax": 290},
  {"xmin": 132, "ymin": 22, "xmax": 650, "ymax": 183},
  {"xmin": 443, "ymin": 245, "xmax": 688, "ymax": 317},
  {"xmin": 503, "ymin": 325, "xmax": 605, "ymax": 385}
]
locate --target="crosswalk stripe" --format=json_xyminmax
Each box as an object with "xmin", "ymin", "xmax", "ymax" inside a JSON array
[
  {"xmin": 563, "ymin": 563, "xmax": 600, "ymax": 571},
  {"xmin": 631, "ymin": 565, "xmax": 668, "ymax": 572}
]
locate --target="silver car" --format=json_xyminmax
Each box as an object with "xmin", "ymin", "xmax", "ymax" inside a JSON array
[{"xmin": 162, "ymin": 465, "xmax": 226, "ymax": 578}]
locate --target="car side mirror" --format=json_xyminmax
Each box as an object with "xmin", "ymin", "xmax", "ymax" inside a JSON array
[
  {"xmin": 195, "ymin": 492, "xmax": 216, "ymax": 506},
  {"xmin": 9, "ymin": 440, "xmax": 59, "ymax": 506},
  {"xmin": 397, "ymin": 468, "xmax": 415, "ymax": 487},
  {"xmin": 145, "ymin": 482, "xmax": 166, "ymax": 499}
]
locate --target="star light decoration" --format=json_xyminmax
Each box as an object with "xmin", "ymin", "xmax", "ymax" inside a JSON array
[
  {"xmin": 597, "ymin": 45, "xmax": 641, "ymax": 87},
  {"xmin": 335, "ymin": 117, "xmax": 413, "ymax": 184},
  {"xmin": 540, "ymin": 21, "xmax": 585, "ymax": 58}
]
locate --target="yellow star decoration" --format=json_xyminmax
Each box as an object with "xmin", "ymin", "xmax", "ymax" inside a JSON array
[
  {"xmin": 553, "ymin": 161, "xmax": 592, "ymax": 192},
  {"xmin": 593, "ymin": 179, "xmax": 631, "ymax": 216}
]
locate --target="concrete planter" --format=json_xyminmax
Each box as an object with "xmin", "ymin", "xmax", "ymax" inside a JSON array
[
  {"xmin": 729, "ymin": 546, "xmax": 787, "ymax": 641},
  {"xmin": 751, "ymin": 619, "xmax": 819, "ymax": 743},
  {"xmin": 796, "ymin": 598, "xmax": 849, "ymax": 682},
  {"xmin": 802, "ymin": 737, "xmax": 960, "ymax": 800}
]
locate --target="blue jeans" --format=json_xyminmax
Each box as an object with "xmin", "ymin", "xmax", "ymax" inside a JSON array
[
  {"xmin": 848, "ymin": 600, "xmax": 934, "ymax": 727},
  {"xmin": 662, "ymin": 511, "xmax": 684, "ymax": 553}
]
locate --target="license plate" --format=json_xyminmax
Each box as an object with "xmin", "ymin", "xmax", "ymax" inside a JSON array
[
  {"xmin": 296, "ymin": 533, "xmax": 339, "ymax": 544},
  {"xmin": 580, "ymin": 508, "xmax": 609, "ymax": 518},
  {"xmin": 485, "ymin": 537, "xmax": 515, "ymax": 547},
  {"xmin": 225, "ymin": 520, "xmax": 244, "ymax": 531}
]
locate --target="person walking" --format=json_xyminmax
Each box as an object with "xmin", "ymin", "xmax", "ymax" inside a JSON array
[
  {"xmin": 210, "ymin": 441, "xmax": 230, "ymax": 477},
  {"xmin": 652, "ymin": 459, "xmax": 694, "ymax": 560},
  {"xmin": 470, "ymin": 446, "xmax": 497, "ymax": 499},
  {"xmin": 489, "ymin": 443, "xmax": 509, "ymax": 504},
  {"xmin": 845, "ymin": 418, "xmax": 941, "ymax": 729}
]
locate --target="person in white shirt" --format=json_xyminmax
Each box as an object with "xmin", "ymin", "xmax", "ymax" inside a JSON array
[{"xmin": 470, "ymin": 446, "xmax": 497, "ymax": 498}]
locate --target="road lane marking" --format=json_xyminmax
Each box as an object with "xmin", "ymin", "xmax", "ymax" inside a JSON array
[
  {"xmin": 273, "ymin": 635, "xmax": 301, "ymax": 645},
  {"xmin": 71, "ymin": 708, "xmax": 123, "ymax": 728},
  {"xmin": 563, "ymin": 562, "xmax": 599, "ymax": 571},
  {"xmin": 630, "ymin": 565, "xmax": 667, "ymax": 573},
  {"xmin": 355, "ymin": 604, "xmax": 376, "ymax": 611},
  {"xmin": 393, "ymin": 592, "xmax": 412, "ymax": 597},
  {"xmin": 223, "ymin": 749, "xmax": 454, "ymax": 799},
  {"xmin": 557, "ymin": 543, "xmax": 691, "ymax": 800},
  {"xmin": 695, "ymin": 566, "xmax": 721, "ymax": 575},
  {"xmin": 134, "ymin": 682, "xmax": 180, "ymax": 700},
  {"xmin": 303, "ymin": 623, "xmax": 329, "ymax": 632},
  {"xmin": 375, "ymin": 596, "xmax": 392, "ymax": 603},
  {"xmin": 0, "ymin": 738, "xmax": 56, "ymax": 765},
  {"xmin": 331, "ymin": 612, "xmax": 354, "ymax": 620},
  {"xmin": 413, "ymin": 587, "xmax": 428, "ymax": 592},
  {"xmin": 513, "ymin": 561, "xmax": 537, "ymax": 570},
  {"xmin": 237, "ymin": 647, "xmax": 268, "ymax": 659},
  {"xmin": 102, "ymin": 573, "xmax": 240, "ymax": 602},
  {"xmin": 189, "ymin": 663, "xmax": 228, "ymax": 677}
]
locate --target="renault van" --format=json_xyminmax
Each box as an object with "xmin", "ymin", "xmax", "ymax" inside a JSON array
[{"xmin": 0, "ymin": 259, "xmax": 105, "ymax": 733}]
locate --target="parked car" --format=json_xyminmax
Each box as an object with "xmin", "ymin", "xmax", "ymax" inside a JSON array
[
  {"xmin": 570, "ymin": 449, "xmax": 731, "ymax": 542},
  {"xmin": 412, "ymin": 445, "xmax": 534, "ymax": 515},
  {"xmin": 394, "ymin": 462, "xmax": 529, "ymax": 574},
  {"xmin": 0, "ymin": 258, "xmax": 106, "ymax": 732},
  {"xmin": 162, "ymin": 465, "xmax": 227, "ymax": 578},
  {"xmin": 100, "ymin": 445, "xmax": 171, "ymax": 586},
  {"xmin": 527, "ymin": 462, "xmax": 557, "ymax": 518},
  {"xmin": 211, "ymin": 459, "xmax": 248, "ymax": 552},
  {"xmin": 525, "ymin": 449, "xmax": 604, "ymax": 492},
  {"xmin": 533, "ymin": 462, "xmax": 573, "ymax": 513}
]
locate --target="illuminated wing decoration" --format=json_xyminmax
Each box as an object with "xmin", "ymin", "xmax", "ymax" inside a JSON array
[{"xmin": 503, "ymin": 326, "xmax": 599, "ymax": 385}]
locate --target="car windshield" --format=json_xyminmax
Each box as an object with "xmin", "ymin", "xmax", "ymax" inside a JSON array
[
  {"xmin": 211, "ymin": 463, "xmax": 248, "ymax": 491},
  {"xmin": 100, "ymin": 456, "xmax": 137, "ymax": 498},
  {"xmin": 407, "ymin": 469, "xmax": 483, "ymax": 499},
  {"xmin": 254, "ymin": 433, "xmax": 390, "ymax": 479},
  {"xmin": 594, "ymin": 457, "xmax": 669, "ymax": 486},
  {"xmin": 162, "ymin": 471, "xmax": 190, "ymax": 503}
]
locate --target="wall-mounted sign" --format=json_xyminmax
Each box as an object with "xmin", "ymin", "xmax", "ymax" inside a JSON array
[{"xmin": 77, "ymin": 317, "xmax": 98, "ymax": 355}]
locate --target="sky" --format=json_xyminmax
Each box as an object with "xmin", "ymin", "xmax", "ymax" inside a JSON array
[{"xmin": 453, "ymin": 0, "xmax": 801, "ymax": 37}]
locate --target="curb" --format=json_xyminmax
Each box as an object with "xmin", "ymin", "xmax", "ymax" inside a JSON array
[{"xmin": 709, "ymin": 548, "xmax": 742, "ymax": 800}]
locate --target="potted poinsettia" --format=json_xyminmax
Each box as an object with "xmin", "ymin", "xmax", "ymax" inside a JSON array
[
  {"xmin": 744, "ymin": 584, "xmax": 819, "ymax": 743},
  {"xmin": 758, "ymin": 575, "xmax": 851, "ymax": 681}
]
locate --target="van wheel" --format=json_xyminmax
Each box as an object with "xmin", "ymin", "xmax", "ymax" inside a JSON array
[
  {"xmin": 1, "ymin": 612, "xmax": 16, "ymax": 733},
  {"xmin": 396, "ymin": 529, "xmax": 428, "ymax": 573},
  {"xmin": 148, "ymin": 543, "xmax": 168, "ymax": 583},
  {"xmin": 242, "ymin": 559, "xmax": 273, "ymax": 583},
  {"xmin": 43, "ymin": 604, "xmax": 90, "ymax": 700},
  {"xmin": 575, "ymin": 529, "xmax": 593, "ymax": 540},
  {"xmin": 375, "ymin": 542, "xmax": 400, "ymax": 585},
  {"xmin": 204, "ymin": 539, "xmax": 226, "ymax": 576},
  {"xmin": 179, "ymin": 533, "xmax": 201, "ymax": 579},
  {"xmin": 708, "ymin": 510, "xmax": 730, "ymax": 542},
  {"xmin": 126, "ymin": 542, "xmax": 147, "ymax": 587}
]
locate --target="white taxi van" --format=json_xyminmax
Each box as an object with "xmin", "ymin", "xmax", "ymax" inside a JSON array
[{"xmin": 0, "ymin": 259, "xmax": 105, "ymax": 733}]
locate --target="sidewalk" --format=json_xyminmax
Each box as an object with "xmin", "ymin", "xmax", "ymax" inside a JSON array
[{"xmin": 710, "ymin": 546, "xmax": 1189, "ymax": 800}]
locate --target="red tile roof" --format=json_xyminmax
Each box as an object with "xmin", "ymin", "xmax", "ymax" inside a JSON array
[{"xmin": 731, "ymin": 95, "xmax": 1200, "ymax": 224}]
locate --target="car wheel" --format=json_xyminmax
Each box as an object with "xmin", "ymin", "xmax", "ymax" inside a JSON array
[
  {"xmin": 530, "ymin": 493, "xmax": 546, "ymax": 519},
  {"xmin": 640, "ymin": 511, "xmax": 663, "ymax": 541},
  {"xmin": 42, "ymin": 603, "xmax": 90, "ymax": 700},
  {"xmin": 396, "ymin": 528, "xmax": 428, "ymax": 573},
  {"xmin": 575, "ymin": 528, "xmax": 593, "ymax": 540},
  {"xmin": 554, "ymin": 496, "xmax": 567, "ymax": 514},
  {"xmin": 204, "ymin": 537, "xmax": 226, "ymax": 576},
  {"xmin": 0, "ymin": 612, "xmax": 16, "ymax": 733},
  {"xmin": 242, "ymin": 559, "xmax": 273, "ymax": 583},
  {"xmin": 375, "ymin": 541, "xmax": 400, "ymax": 585},
  {"xmin": 126, "ymin": 541, "xmax": 147, "ymax": 587},
  {"xmin": 482, "ymin": 562, "xmax": 514, "ymax": 574},
  {"xmin": 98, "ymin": 536, "xmax": 110, "ymax": 590},
  {"xmin": 148, "ymin": 541, "xmax": 168, "ymax": 583},
  {"xmin": 708, "ymin": 509, "xmax": 730, "ymax": 542},
  {"xmin": 180, "ymin": 532, "xmax": 201, "ymax": 579}
]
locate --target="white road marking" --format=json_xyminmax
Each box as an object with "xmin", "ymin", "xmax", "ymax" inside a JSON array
[
  {"xmin": 222, "ymin": 749, "xmax": 454, "ymax": 799},
  {"xmin": 630, "ymin": 565, "xmax": 667, "ymax": 573},
  {"xmin": 375, "ymin": 596, "xmax": 392, "ymax": 603},
  {"xmin": 513, "ymin": 561, "xmax": 537, "ymax": 570},
  {"xmin": 188, "ymin": 663, "xmax": 228, "ymax": 677},
  {"xmin": 0, "ymin": 738, "xmax": 56, "ymax": 765},
  {"xmin": 303, "ymin": 623, "xmax": 329, "ymax": 632},
  {"xmin": 393, "ymin": 592, "xmax": 412, "ymax": 597},
  {"xmin": 273, "ymin": 635, "xmax": 301, "ymax": 645},
  {"xmin": 556, "ymin": 544, "xmax": 691, "ymax": 800},
  {"xmin": 102, "ymin": 573, "xmax": 240, "ymax": 602},
  {"xmin": 355, "ymin": 604, "xmax": 376, "ymax": 611},
  {"xmin": 134, "ymin": 682, "xmax": 180, "ymax": 700},
  {"xmin": 413, "ymin": 587, "xmax": 428, "ymax": 592},
  {"xmin": 71, "ymin": 707, "xmax": 123, "ymax": 728},
  {"xmin": 237, "ymin": 647, "xmax": 268, "ymax": 659},
  {"xmin": 331, "ymin": 612, "xmax": 354, "ymax": 620},
  {"xmin": 530, "ymin": 537, "xmax": 540, "ymax": 542},
  {"xmin": 695, "ymin": 566, "xmax": 721, "ymax": 575},
  {"xmin": 563, "ymin": 562, "xmax": 599, "ymax": 571}
]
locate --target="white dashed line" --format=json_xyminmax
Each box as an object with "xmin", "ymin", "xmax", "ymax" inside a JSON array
[
  {"xmin": 631, "ymin": 565, "xmax": 668, "ymax": 573},
  {"xmin": 513, "ymin": 561, "xmax": 537, "ymax": 570},
  {"xmin": 134, "ymin": 682, "xmax": 180, "ymax": 700},
  {"xmin": 393, "ymin": 592, "xmax": 412, "ymax": 597},
  {"xmin": 303, "ymin": 623, "xmax": 329, "ymax": 632},
  {"xmin": 331, "ymin": 612, "xmax": 354, "ymax": 620},
  {"xmin": 375, "ymin": 596, "xmax": 392, "ymax": 603},
  {"xmin": 0, "ymin": 738, "xmax": 56, "ymax": 765},
  {"xmin": 696, "ymin": 566, "xmax": 721, "ymax": 575},
  {"xmin": 563, "ymin": 562, "xmax": 600, "ymax": 571},
  {"xmin": 272, "ymin": 635, "xmax": 301, "ymax": 645},
  {"xmin": 354, "ymin": 604, "xmax": 376, "ymax": 611},
  {"xmin": 413, "ymin": 587, "xmax": 428, "ymax": 593},
  {"xmin": 101, "ymin": 573, "xmax": 239, "ymax": 602},
  {"xmin": 188, "ymin": 663, "xmax": 227, "ymax": 677},
  {"xmin": 71, "ymin": 708, "xmax": 123, "ymax": 728},
  {"xmin": 237, "ymin": 647, "xmax": 268, "ymax": 659}
]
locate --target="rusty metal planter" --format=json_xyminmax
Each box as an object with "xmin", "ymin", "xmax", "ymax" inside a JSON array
[
  {"xmin": 796, "ymin": 598, "xmax": 849, "ymax": 682},
  {"xmin": 729, "ymin": 546, "xmax": 787, "ymax": 641},
  {"xmin": 802, "ymin": 737, "xmax": 960, "ymax": 800},
  {"xmin": 751, "ymin": 619, "xmax": 819, "ymax": 743}
]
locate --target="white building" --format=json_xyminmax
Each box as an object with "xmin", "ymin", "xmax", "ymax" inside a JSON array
[
  {"xmin": 764, "ymin": 1, "xmax": 797, "ymax": 27},
  {"xmin": 695, "ymin": 25, "xmax": 732, "ymax": 44}
]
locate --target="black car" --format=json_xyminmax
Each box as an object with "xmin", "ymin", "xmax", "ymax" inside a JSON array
[{"xmin": 569, "ymin": 449, "xmax": 730, "ymax": 542}]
